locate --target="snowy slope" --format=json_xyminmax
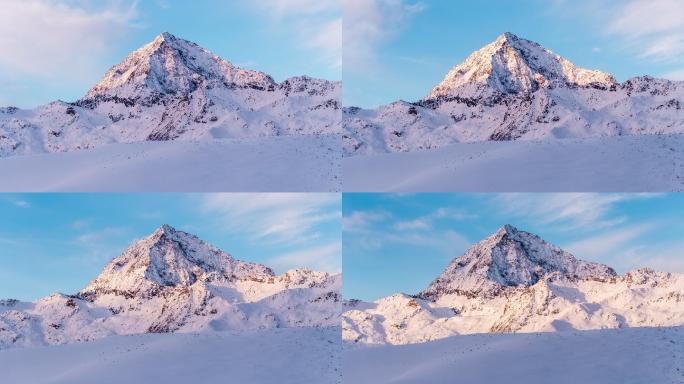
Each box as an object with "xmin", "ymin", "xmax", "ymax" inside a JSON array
[
  {"xmin": 343, "ymin": 225, "xmax": 684, "ymax": 345},
  {"xmin": 0, "ymin": 225, "xmax": 341, "ymax": 349},
  {"xmin": 0, "ymin": 327, "xmax": 341, "ymax": 384},
  {"xmin": 0, "ymin": 134, "xmax": 341, "ymax": 192},
  {"xmin": 0, "ymin": 32, "xmax": 340, "ymax": 157},
  {"xmin": 343, "ymin": 133, "xmax": 684, "ymax": 192},
  {"xmin": 343, "ymin": 32, "xmax": 684, "ymax": 156},
  {"xmin": 343, "ymin": 327, "xmax": 683, "ymax": 384}
]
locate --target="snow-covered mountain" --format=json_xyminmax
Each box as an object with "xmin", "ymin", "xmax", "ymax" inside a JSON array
[
  {"xmin": 342, "ymin": 225, "xmax": 684, "ymax": 345},
  {"xmin": 0, "ymin": 225, "xmax": 341, "ymax": 349},
  {"xmin": 343, "ymin": 32, "xmax": 684, "ymax": 155},
  {"xmin": 0, "ymin": 32, "xmax": 341, "ymax": 157}
]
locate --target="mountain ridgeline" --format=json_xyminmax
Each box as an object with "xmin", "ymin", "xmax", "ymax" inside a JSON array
[
  {"xmin": 343, "ymin": 225, "xmax": 684, "ymax": 345},
  {"xmin": 0, "ymin": 225, "xmax": 341, "ymax": 349},
  {"xmin": 0, "ymin": 32, "xmax": 341, "ymax": 157},
  {"xmin": 343, "ymin": 32, "xmax": 684, "ymax": 155}
]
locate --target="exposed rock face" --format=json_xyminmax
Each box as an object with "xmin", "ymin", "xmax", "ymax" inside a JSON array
[
  {"xmin": 419, "ymin": 224, "xmax": 616, "ymax": 300},
  {"xmin": 342, "ymin": 225, "xmax": 684, "ymax": 345},
  {"xmin": 343, "ymin": 32, "xmax": 684, "ymax": 156},
  {"xmin": 80, "ymin": 224, "xmax": 274, "ymax": 299},
  {"xmin": 427, "ymin": 32, "xmax": 616, "ymax": 98}
]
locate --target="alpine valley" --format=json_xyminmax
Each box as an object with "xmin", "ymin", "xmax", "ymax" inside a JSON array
[
  {"xmin": 342, "ymin": 33, "xmax": 684, "ymax": 192},
  {"xmin": 0, "ymin": 32, "xmax": 341, "ymax": 191},
  {"xmin": 0, "ymin": 225, "xmax": 342, "ymax": 383},
  {"xmin": 342, "ymin": 224, "xmax": 684, "ymax": 384}
]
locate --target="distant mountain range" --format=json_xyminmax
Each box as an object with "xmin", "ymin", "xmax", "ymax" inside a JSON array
[
  {"xmin": 0, "ymin": 32, "xmax": 341, "ymax": 157},
  {"xmin": 343, "ymin": 224, "xmax": 684, "ymax": 345},
  {"xmin": 343, "ymin": 32, "xmax": 684, "ymax": 156},
  {"xmin": 0, "ymin": 225, "xmax": 340, "ymax": 349}
]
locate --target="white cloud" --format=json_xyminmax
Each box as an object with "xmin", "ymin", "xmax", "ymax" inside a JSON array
[
  {"xmin": 662, "ymin": 68, "xmax": 684, "ymax": 81},
  {"xmin": 343, "ymin": 0, "xmax": 425, "ymax": 71},
  {"xmin": 71, "ymin": 219, "xmax": 90, "ymax": 230},
  {"xmin": 552, "ymin": 0, "xmax": 684, "ymax": 65},
  {"xmin": 493, "ymin": 193, "xmax": 662, "ymax": 230},
  {"xmin": 566, "ymin": 224, "xmax": 684, "ymax": 274},
  {"xmin": 76, "ymin": 227, "xmax": 128, "ymax": 244},
  {"xmin": 381, "ymin": 229, "xmax": 469, "ymax": 251},
  {"xmin": 343, "ymin": 210, "xmax": 389, "ymax": 232},
  {"xmin": 0, "ymin": 0, "xmax": 138, "ymax": 79},
  {"xmin": 394, "ymin": 218, "xmax": 431, "ymax": 231},
  {"xmin": 565, "ymin": 224, "xmax": 653, "ymax": 261},
  {"xmin": 13, "ymin": 200, "xmax": 30, "ymax": 208},
  {"xmin": 268, "ymin": 242, "xmax": 341, "ymax": 273},
  {"xmin": 251, "ymin": 0, "xmax": 341, "ymax": 70},
  {"xmin": 390, "ymin": 207, "xmax": 475, "ymax": 232},
  {"xmin": 201, "ymin": 193, "xmax": 340, "ymax": 244},
  {"xmin": 606, "ymin": 0, "xmax": 684, "ymax": 61}
]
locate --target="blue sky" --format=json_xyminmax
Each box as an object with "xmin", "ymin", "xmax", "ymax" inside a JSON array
[
  {"xmin": 344, "ymin": 0, "xmax": 684, "ymax": 108},
  {"xmin": 0, "ymin": 193, "xmax": 341, "ymax": 301},
  {"xmin": 343, "ymin": 193, "xmax": 684, "ymax": 301},
  {"xmin": 0, "ymin": 0, "xmax": 340, "ymax": 108}
]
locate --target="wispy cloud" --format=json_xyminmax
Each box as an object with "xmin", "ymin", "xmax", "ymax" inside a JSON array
[
  {"xmin": 343, "ymin": 0, "xmax": 425, "ymax": 71},
  {"xmin": 201, "ymin": 193, "xmax": 340, "ymax": 245},
  {"xmin": 343, "ymin": 210, "xmax": 390, "ymax": 232},
  {"xmin": 392, "ymin": 207, "xmax": 475, "ymax": 231},
  {"xmin": 606, "ymin": 0, "xmax": 684, "ymax": 61},
  {"xmin": 250, "ymin": 0, "xmax": 341, "ymax": 70},
  {"xmin": 662, "ymin": 68, "xmax": 684, "ymax": 80},
  {"xmin": 268, "ymin": 242, "xmax": 341, "ymax": 273},
  {"xmin": 71, "ymin": 219, "xmax": 90, "ymax": 230},
  {"xmin": 76, "ymin": 227, "xmax": 129, "ymax": 244},
  {"xmin": 0, "ymin": 0, "xmax": 138, "ymax": 79},
  {"xmin": 394, "ymin": 218, "xmax": 431, "ymax": 231},
  {"xmin": 13, "ymin": 200, "xmax": 30, "ymax": 208},
  {"xmin": 493, "ymin": 193, "xmax": 662, "ymax": 230},
  {"xmin": 566, "ymin": 223, "xmax": 684, "ymax": 274},
  {"xmin": 345, "ymin": 209, "xmax": 470, "ymax": 254},
  {"xmin": 551, "ymin": 0, "xmax": 684, "ymax": 80},
  {"xmin": 565, "ymin": 224, "xmax": 654, "ymax": 260}
]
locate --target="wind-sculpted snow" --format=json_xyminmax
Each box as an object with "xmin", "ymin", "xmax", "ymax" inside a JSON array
[
  {"xmin": 343, "ymin": 327, "xmax": 684, "ymax": 384},
  {"xmin": 342, "ymin": 225, "xmax": 684, "ymax": 345},
  {"xmin": 0, "ymin": 225, "xmax": 341, "ymax": 349},
  {"xmin": 342, "ymin": 134, "xmax": 684, "ymax": 192},
  {"xmin": 0, "ymin": 135, "xmax": 342, "ymax": 192},
  {"xmin": 343, "ymin": 32, "xmax": 684, "ymax": 156},
  {"xmin": 0, "ymin": 327, "xmax": 342, "ymax": 384},
  {"xmin": 0, "ymin": 32, "xmax": 341, "ymax": 157}
]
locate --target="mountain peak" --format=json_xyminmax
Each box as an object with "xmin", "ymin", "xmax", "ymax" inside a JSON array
[
  {"xmin": 494, "ymin": 31, "xmax": 519, "ymax": 44},
  {"xmin": 426, "ymin": 33, "xmax": 616, "ymax": 99},
  {"xmin": 155, "ymin": 31, "xmax": 177, "ymax": 42},
  {"xmin": 495, "ymin": 223, "xmax": 518, "ymax": 237},
  {"xmin": 153, "ymin": 223, "xmax": 178, "ymax": 237},
  {"xmin": 80, "ymin": 226, "xmax": 274, "ymax": 298},
  {"xmin": 419, "ymin": 225, "xmax": 616, "ymax": 300},
  {"xmin": 82, "ymin": 32, "xmax": 276, "ymax": 102}
]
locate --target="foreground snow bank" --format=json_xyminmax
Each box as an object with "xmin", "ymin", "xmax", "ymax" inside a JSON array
[
  {"xmin": 343, "ymin": 327, "xmax": 683, "ymax": 384},
  {"xmin": 0, "ymin": 135, "xmax": 341, "ymax": 192},
  {"xmin": 343, "ymin": 134, "xmax": 684, "ymax": 192},
  {"xmin": 1, "ymin": 327, "xmax": 341, "ymax": 384}
]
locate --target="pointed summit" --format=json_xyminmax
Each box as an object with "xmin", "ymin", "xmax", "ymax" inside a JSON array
[
  {"xmin": 426, "ymin": 32, "xmax": 616, "ymax": 99},
  {"xmin": 155, "ymin": 31, "xmax": 177, "ymax": 42},
  {"xmin": 82, "ymin": 32, "xmax": 276, "ymax": 103},
  {"xmin": 80, "ymin": 226, "xmax": 274, "ymax": 299},
  {"xmin": 152, "ymin": 223, "xmax": 178, "ymax": 237},
  {"xmin": 419, "ymin": 225, "xmax": 616, "ymax": 300}
]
